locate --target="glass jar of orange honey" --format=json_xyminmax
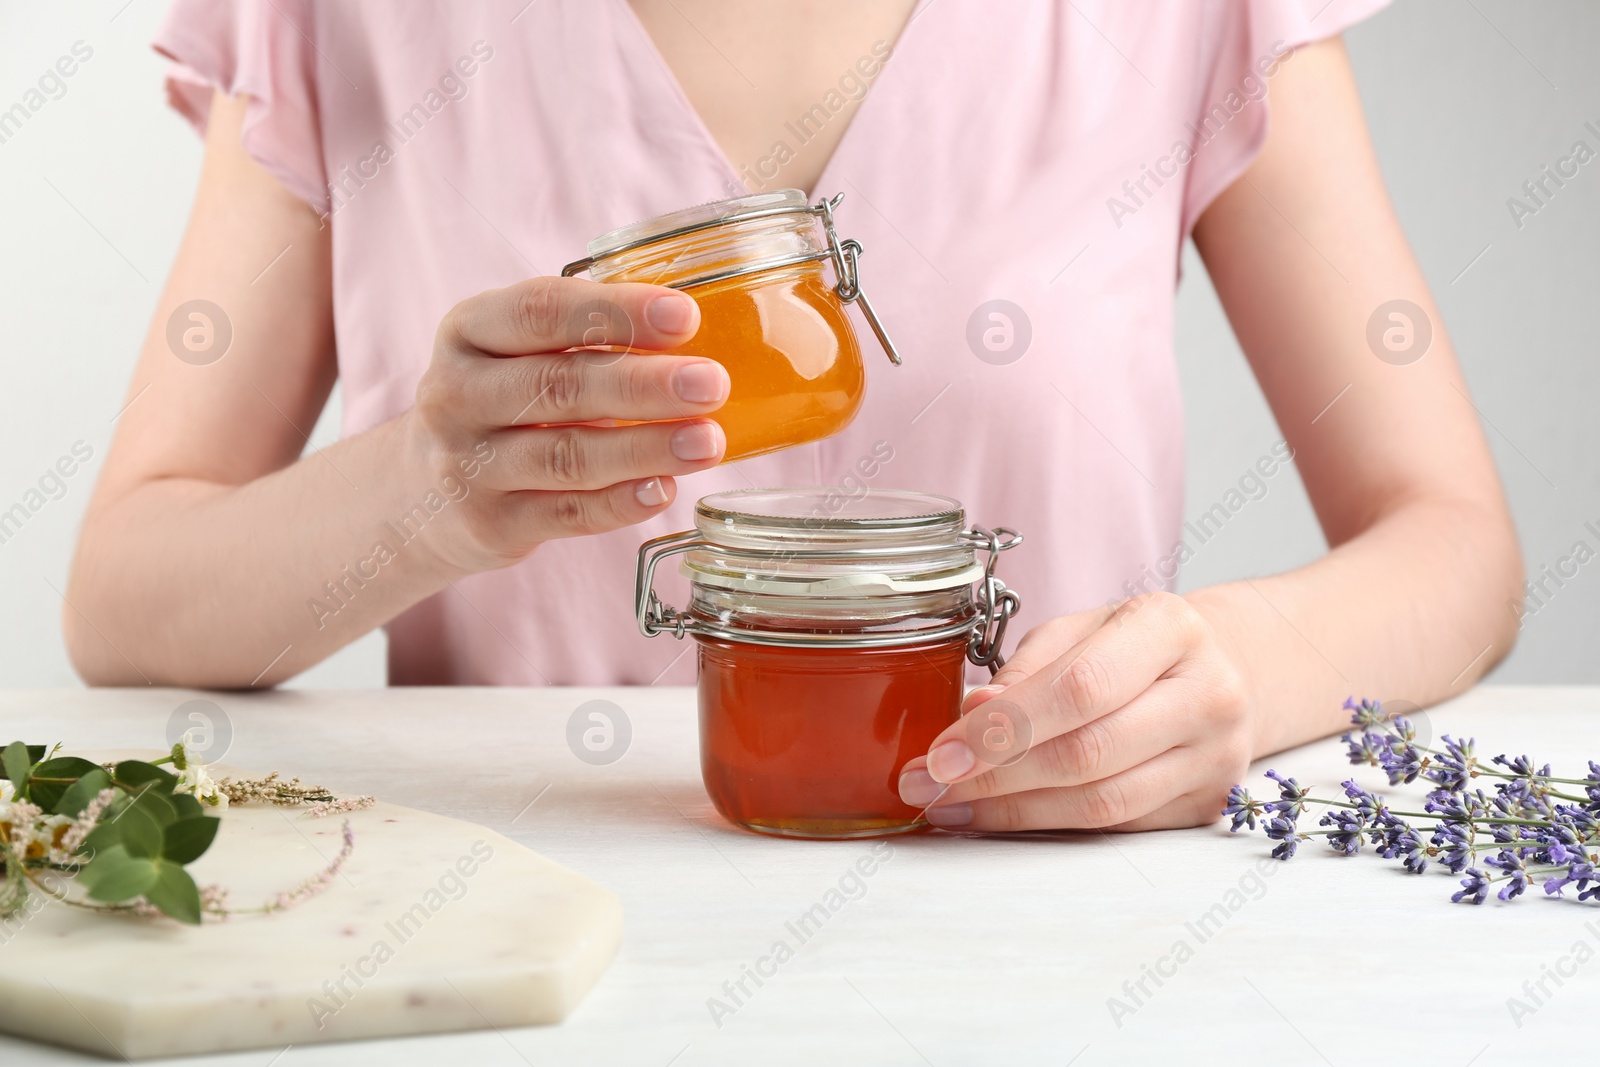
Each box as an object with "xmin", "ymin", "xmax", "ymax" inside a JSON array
[
  {"xmin": 635, "ymin": 488, "xmax": 1023, "ymax": 839},
  {"xmin": 562, "ymin": 191, "xmax": 901, "ymax": 462}
]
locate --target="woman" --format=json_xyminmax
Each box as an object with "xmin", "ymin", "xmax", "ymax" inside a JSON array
[{"xmin": 65, "ymin": 0, "xmax": 1523, "ymax": 832}]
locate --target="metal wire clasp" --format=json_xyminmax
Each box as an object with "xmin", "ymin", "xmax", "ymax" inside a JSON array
[
  {"xmin": 812, "ymin": 194, "xmax": 901, "ymax": 366},
  {"xmin": 634, "ymin": 530, "xmax": 706, "ymax": 639},
  {"xmin": 962, "ymin": 526, "xmax": 1024, "ymax": 674}
]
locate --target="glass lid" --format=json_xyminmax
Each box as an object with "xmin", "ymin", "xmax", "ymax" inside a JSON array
[
  {"xmin": 588, "ymin": 189, "xmax": 809, "ymax": 258},
  {"xmin": 694, "ymin": 487, "xmax": 965, "ymax": 546},
  {"xmin": 684, "ymin": 487, "xmax": 977, "ymax": 595}
]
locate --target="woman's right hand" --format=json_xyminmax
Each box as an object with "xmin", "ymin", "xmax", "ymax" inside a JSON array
[{"xmin": 406, "ymin": 276, "xmax": 728, "ymax": 574}]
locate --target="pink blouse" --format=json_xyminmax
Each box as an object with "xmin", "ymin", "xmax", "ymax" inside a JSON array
[{"xmin": 154, "ymin": 0, "xmax": 1389, "ymax": 685}]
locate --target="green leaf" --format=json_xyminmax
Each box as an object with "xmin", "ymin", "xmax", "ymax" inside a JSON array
[
  {"xmin": 169, "ymin": 793, "xmax": 202, "ymax": 820},
  {"xmin": 1, "ymin": 742, "xmax": 34, "ymax": 797},
  {"xmin": 110, "ymin": 760, "xmax": 177, "ymax": 796},
  {"xmin": 114, "ymin": 802, "xmax": 163, "ymax": 859},
  {"xmin": 74, "ymin": 844, "xmax": 129, "ymax": 890},
  {"xmin": 143, "ymin": 860, "xmax": 201, "ymax": 925},
  {"xmin": 80, "ymin": 846, "xmax": 160, "ymax": 903},
  {"xmin": 161, "ymin": 816, "xmax": 219, "ymax": 865},
  {"xmin": 28, "ymin": 756, "xmax": 102, "ymax": 813},
  {"xmin": 128, "ymin": 789, "xmax": 177, "ymax": 829},
  {"xmin": 0, "ymin": 743, "xmax": 46, "ymax": 780},
  {"xmin": 52, "ymin": 768, "xmax": 112, "ymax": 819},
  {"xmin": 82, "ymin": 809, "xmax": 124, "ymax": 855}
]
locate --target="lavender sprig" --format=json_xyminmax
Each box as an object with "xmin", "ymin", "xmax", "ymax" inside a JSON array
[{"xmin": 1225, "ymin": 698, "xmax": 1600, "ymax": 907}]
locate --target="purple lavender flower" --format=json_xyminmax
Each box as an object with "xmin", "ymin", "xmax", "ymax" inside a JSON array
[
  {"xmin": 1426, "ymin": 735, "xmax": 1478, "ymax": 792},
  {"xmin": 1345, "ymin": 697, "xmax": 1387, "ymax": 730},
  {"xmin": 1537, "ymin": 816, "xmax": 1587, "ymax": 866},
  {"xmin": 1320, "ymin": 809, "xmax": 1365, "ymax": 855},
  {"xmin": 1495, "ymin": 779, "xmax": 1550, "ymax": 820},
  {"xmin": 1427, "ymin": 789, "xmax": 1490, "ymax": 821},
  {"xmin": 1376, "ymin": 722, "xmax": 1425, "ymax": 785},
  {"xmin": 1431, "ymin": 819, "xmax": 1474, "ymax": 874},
  {"xmin": 1451, "ymin": 867, "xmax": 1490, "ymax": 905},
  {"xmin": 1398, "ymin": 826, "xmax": 1429, "ymax": 874},
  {"xmin": 1560, "ymin": 806, "xmax": 1598, "ymax": 835},
  {"xmin": 1264, "ymin": 815, "xmax": 1302, "ymax": 861},
  {"xmin": 1584, "ymin": 761, "xmax": 1600, "ymax": 810},
  {"xmin": 1341, "ymin": 779, "xmax": 1388, "ymax": 821},
  {"xmin": 1223, "ymin": 785, "xmax": 1263, "ymax": 832},
  {"xmin": 1342, "ymin": 731, "xmax": 1384, "ymax": 768},
  {"xmin": 1493, "ymin": 753, "xmax": 1538, "ymax": 777},
  {"xmin": 1485, "ymin": 850, "xmax": 1531, "ymax": 901},
  {"xmin": 1264, "ymin": 770, "xmax": 1310, "ymax": 818},
  {"xmin": 1542, "ymin": 861, "xmax": 1598, "ymax": 901}
]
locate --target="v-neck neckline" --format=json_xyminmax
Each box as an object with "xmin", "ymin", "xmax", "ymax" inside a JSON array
[{"xmin": 609, "ymin": 0, "xmax": 927, "ymax": 199}]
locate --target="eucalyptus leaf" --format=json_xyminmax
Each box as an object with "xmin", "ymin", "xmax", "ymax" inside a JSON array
[
  {"xmin": 28, "ymin": 756, "xmax": 102, "ymax": 813},
  {"xmin": 82, "ymin": 816, "xmax": 122, "ymax": 856},
  {"xmin": 1, "ymin": 742, "xmax": 34, "ymax": 796},
  {"xmin": 110, "ymin": 760, "xmax": 177, "ymax": 796},
  {"xmin": 52, "ymin": 768, "xmax": 112, "ymax": 819},
  {"xmin": 115, "ymin": 802, "xmax": 163, "ymax": 860},
  {"xmin": 73, "ymin": 844, "xmax": 130, "ymax": 891},
  {"xmin": 169, "ymin": 793, "xmax": 203, "ymax": 820},
  {"xmin": 84, "ymin": 855, "xmax": 159, "ymax": 904},
  {"xmin": 77, "ymin": 845, "xmax": 163, "ymax": 905},
  {"xmin": 143, "ymin": 860, "xmax": 202, "ymax": 925},
  {"xmin": 161, "ymin": 816, "xmax": 219, "ymax": 865},
  {"xmin": 128, "ymin": 789, "xmax": 178, "ymax": 829},
  {"xmin": 0, "ymin": 743, "xmax": 46, "ymax": 779}
]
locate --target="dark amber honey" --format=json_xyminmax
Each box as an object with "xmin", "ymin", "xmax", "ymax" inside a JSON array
[{"xmin": 696, "ymin": 635, "xmax": 967, "ymax": 838}]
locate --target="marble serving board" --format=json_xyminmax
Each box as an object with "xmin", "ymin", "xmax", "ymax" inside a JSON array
[{"xmin": 0, "ymin": 764, "xmax": 623, "ymax": 1060}]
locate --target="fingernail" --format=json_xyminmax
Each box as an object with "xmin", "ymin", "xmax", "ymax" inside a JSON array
[
  {"xmin": 925, "ymin": 802, "xmax": 973, "ymax": 828},
  {"xmin": 646, "ymin": 294, "xmax": 695, "ymax": 333},
  {"xmin": 634, "ymin": 477, "xmax": 669, "ymax": 507},
  {"xmin": 897, "ymin": 768, "xmax": 944, "ymax": 807},
  {"xmin": 673, "ymin": 362, "xmax": 729, "ymax": 404},
  {"xmin": 670, "ymin": 422, "xmax": 722, "ymax": 462},
  {"xmin": 927, "ymin": 739, "xmax": 976, "ymax": 783}
]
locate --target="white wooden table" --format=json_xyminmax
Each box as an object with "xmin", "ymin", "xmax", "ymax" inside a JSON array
[{"xmin": 3, "ymin": 685, "xmax": 1598, "ymax": 1066}]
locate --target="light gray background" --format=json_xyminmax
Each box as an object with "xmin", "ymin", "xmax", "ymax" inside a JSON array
[{"xmin": 1, "ymin": 0, "xmax": 1595, "ymax": 689}]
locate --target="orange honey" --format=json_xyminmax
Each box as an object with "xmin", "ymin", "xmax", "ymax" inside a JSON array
[
  {"xmin": 678, "ymin": 268, "xmax": 864, "ymax": 461},
  {"xmin": 569, "ymin": 190, "xmax": 892, "ymax": 463}
]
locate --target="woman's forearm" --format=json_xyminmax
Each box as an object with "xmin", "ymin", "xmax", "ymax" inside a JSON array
[
  {"xmin": 65, "ymin": 412, "xmax": 472, "ymax": 688},
  {"xmin": 1190, "ymin": 494, "xmax": 1524, "ymax": 758}
]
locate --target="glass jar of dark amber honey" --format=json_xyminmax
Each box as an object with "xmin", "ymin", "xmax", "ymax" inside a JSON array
[
  {"xmin": 635, "ymin": 488, "xmax": 1022, "ymax": 839},
  {"xmin": 562, "ymin": 190, "xmax": 900, "ymax": 462}
]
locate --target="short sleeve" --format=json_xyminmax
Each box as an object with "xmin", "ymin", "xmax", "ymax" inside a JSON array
[
  {"xmin": 153, "ymin": 0, "xmax": 329, "ymax": 214},
  {"xmin": 1179, "ymin": 0, "xmax": 1392, "ymax": 240}
]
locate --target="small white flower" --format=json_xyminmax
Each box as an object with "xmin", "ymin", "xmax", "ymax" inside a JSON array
[{"xmin": 175, "ymin": 761, "xmax": 228, "ymax": 810}]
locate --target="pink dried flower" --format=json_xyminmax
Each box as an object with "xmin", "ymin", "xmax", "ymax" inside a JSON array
[
  {"xmin": 304, "ymin": 795, "xmax": 375, "ymax": 819},
  {"xmin": 261, "ymin": 820, "xmax": 356, "ymax": 915}
]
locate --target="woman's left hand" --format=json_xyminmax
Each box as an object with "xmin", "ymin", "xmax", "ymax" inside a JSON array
[{"xmin": 897, "ymin": 591, "xmax": 1259, "ymax": 832}]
